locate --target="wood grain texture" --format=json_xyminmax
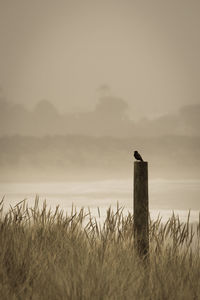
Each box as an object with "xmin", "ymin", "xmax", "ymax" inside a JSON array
[{"xmin": 134, "ymin": 161, "xmax": 149, "ymax": 258}]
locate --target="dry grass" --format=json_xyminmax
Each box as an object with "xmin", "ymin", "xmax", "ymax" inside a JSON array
[{"xmin": 0, "ymin": 197, "xmax": 200, "ymax": 299}]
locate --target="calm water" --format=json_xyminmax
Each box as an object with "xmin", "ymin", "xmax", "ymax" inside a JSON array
[{"xmin": 0, "ymin": 179, "xmax": 200, "ymax": 222}]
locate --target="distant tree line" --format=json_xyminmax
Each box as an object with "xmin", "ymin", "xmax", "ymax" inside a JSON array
[{"xmin": 0, "ymin": 95, "xmax": 200, "ymax": 137}]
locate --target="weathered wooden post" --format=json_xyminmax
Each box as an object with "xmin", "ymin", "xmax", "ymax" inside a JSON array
[{"xmin": 134, "ymin": 161, "xmax": 149, "ymax": 259}]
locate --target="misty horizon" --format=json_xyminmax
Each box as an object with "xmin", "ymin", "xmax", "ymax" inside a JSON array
[{"xmin": 0, "ymin": 92, "xmax": 200, "ymax": 137}]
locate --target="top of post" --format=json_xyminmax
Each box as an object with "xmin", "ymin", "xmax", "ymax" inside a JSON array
[{"xmin": 134, "ymin": 161, "xmax": 148, "ymax": 165}]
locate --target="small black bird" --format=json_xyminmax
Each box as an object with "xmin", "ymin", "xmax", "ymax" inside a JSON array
[{"xmin": 134, "ymin": 151, "xmax": 143, "ymax": 161}]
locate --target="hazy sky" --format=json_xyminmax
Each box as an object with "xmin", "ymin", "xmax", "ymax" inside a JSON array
[{"xmin": 0, "ymin": 0, "xmax": 199, "ymax": 119}]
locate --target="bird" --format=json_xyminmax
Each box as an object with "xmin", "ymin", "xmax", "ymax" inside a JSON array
[{"xmin": 134, "ymin": 151, "xmax": 143, "ymax": 162}]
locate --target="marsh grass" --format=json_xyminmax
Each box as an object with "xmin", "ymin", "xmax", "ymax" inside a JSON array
[{"xmin": 0, "ymin": 198, "xmax": 200, "ymax": 299}]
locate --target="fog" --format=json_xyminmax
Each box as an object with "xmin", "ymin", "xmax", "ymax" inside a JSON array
[
  {"xmin": 0, "ymin": 92, "xmax": 200, "ymax": 182},
  {"xmin": 0, "ymin": 0, "xmax": 200, "ymax": 119},
  {"xmin": 0, "ymin": 95, "xmax": 200, "ymax": 137},
  {"xmin": 0, "ymin": 134, "xmax": 199, "ymax": 182},
  {"xmin": 0, "ymin": 1, "xmax": 200, "ymax": 212}
]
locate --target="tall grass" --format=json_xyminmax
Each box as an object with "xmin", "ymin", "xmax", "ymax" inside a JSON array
[{"xmin": 0, "ymin": 198, "xmax": 200, "ymax": 299}]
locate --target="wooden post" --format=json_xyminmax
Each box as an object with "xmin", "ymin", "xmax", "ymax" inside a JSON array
[{"xmin": 134, "ymin": 161, "xmax": 149, "ymax": 259}]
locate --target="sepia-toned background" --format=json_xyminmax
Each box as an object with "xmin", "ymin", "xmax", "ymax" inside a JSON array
[{"xmin": 0, "ymin": 0, "xmax": 200, "ymax": 216}]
